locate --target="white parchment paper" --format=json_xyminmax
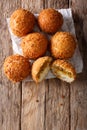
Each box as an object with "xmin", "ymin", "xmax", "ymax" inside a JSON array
[{"xmin": 7, "ymin": 8, "xmax": 83, "ymax": 81}]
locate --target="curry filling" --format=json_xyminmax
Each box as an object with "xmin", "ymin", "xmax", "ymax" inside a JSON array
[
  {"xmin": 53, "ymin": 66, "xmax": 73, "ymax": 78},
  {"xmin": 51, "ymin": 65, "xmax": 75, "ymax": 83},
  {"xmin": 37, "ymin": 60, "xmax": 51, "ymax": 82}
]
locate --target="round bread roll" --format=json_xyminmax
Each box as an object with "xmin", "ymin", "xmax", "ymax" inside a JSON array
[
  {"xmin": 3, "ymin": 54, "xmax": 31, "ymax": 82},
  {"xmin": 51, "ymin": 32, "xmax": 76, "ymax": 59},
  {"xmin": 38, "ymin": 8, "xmax": 63, "ymax": 33},
  {"xmin": 21, "ymin": 32, "xmax": 48, "ymax": 59},
  {"xmin": 51, "ymin": 59, "xmax": 76, "ymax": 83},
  {"xmin": 10, "ymin": 9, "xmax": 35, "ymax": 37},
  {"xmin": 32, "ymin": 56, "xmax": 52, "ymax": 83}
]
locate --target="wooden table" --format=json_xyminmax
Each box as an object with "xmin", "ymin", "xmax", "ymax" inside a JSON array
[{"xmin": 0, "ymin": 0, "xmax": 87, "ymax": 130}]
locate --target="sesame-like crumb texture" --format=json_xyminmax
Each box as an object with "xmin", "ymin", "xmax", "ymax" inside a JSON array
[
  {"xmin": 10, "ymin": 9, "xmax": 35, "ymax": 37},
  {"xmin": 51, "ymin": 32, "xmax": 76, "ymax": 59},
  {"xmin": 32, "ymin": 56, "xmax": 52, "ymax": 83},
  {"xmin": 51, "ymin": 59, "xmax": 76, "ymax": 82},
  {"xmin": 38, "ymin": 8, "xmax": 63, "ymax": 33},
  {"xmin": 3, "ymin": 54, "xmax": 31, "ymax": 82},
  {"xmin": 21, "ymin": 32, "xmax": 48, "ymax": 59}
]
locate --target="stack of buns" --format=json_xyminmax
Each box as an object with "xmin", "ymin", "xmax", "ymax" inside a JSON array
[{"xmin": 4, "ymin": 8, "xmax": 77, "ymax": 83}]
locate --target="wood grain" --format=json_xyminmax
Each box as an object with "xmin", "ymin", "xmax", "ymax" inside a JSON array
[
  {"xmin": 21, "ymin": 0, "xmax": 70, "ymax": 130},
  {"xmin": 21, "ymin": 0, "xmax": 45, "ymax": 13},
  {"xmin": 0, "ymin": 0, "xmax": 87, "ymax": 130},
  {"xmin": 45, "ymin": 79, "xmax": 69, "ymax": 130},
  {"xmin": 44, "ymin": 0, "xmax": 68, "ymax": 8},
  {"xmin": 21, "ymin": 1, "xmax": 46, "ymax": 130},
  {"xmin": 0, "ymin": 0, "xmax": 21, "ymax": 130},
  {"xmin": 70, "ymin": 0, "xmax": 87, "ymax": 76},
  {"xmin": 45, "ymin": 1, "xmax": 70, "ymax": 130},
  {"xmin": 21, "ymin": 81, "xmax": 47, "ymax": 130},
  {"xmin": 70, "ymin": 0, "xmax": 87, "ymax": 130},
  {"xmin": 70, "ymin": 80, "xmax": 87, "ymax": 130}
]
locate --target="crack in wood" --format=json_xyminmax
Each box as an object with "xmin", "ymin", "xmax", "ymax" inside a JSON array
[
  {"xmin": 74, "ymin": 108, "xmax": 78, "ymax": 130},
  {"xmin": 20, "ymin": 82, "xmax": 22, "ymax": 130},
  {"xmin": 69, "ymin": 85, "xmax": 71, "ymax": 130},
  {"xmin": 44, "ymin": 85, "xmax": 46, "ymax": 130}
]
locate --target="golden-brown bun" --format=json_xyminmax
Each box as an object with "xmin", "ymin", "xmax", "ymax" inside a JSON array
[
  {"xmin": 32, "ymin": 56, "xmax": 52, "ymax": 83},
  {"xmin": 38, "ymin": 8, "xmax": 63, "ymax": 33},
  {"xmin": 21, "ymin": 32, "xmax": 48, "ymax": 59},
  {"xmin": 51, "ymin": 32, "xmax": 76, "ymax": 59},
  {"xmin": 51, "ymin": 59, "xmax": 76, "ymax": 83},
  {"xmin": 3, "ymin": 54, "xmax": 31, "ymax": 82},
  {"xmin": 10, "ymin": 9, "xmax": 35, "ymax": 37}
]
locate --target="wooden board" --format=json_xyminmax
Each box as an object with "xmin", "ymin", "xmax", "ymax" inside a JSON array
[
  {"xmin": 21, "ymin": 81, "xmax": 47, "ymax": 130},
  {"xmin": 70, "ymin": 79, "xmax": 87, "ymax": 130},
  {"xmin": 45, "ymin": 79, "xmax": 69, "ymax": 130},
  {"xmin": 70, "ymin": 0, "xmax": 87, "ymax": 130},
  {"xmin": 0, "ymin": 0, "xmax": 87, "ymax": 130},
  {"xmin": 0, "ymin": 1, "xmax": 21, "ymax": 130}
]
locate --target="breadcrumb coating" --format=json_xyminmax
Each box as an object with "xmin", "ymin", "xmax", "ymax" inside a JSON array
[
  {"xmin": 32, "ymin": 56, "xmax": 52, "ymax": 83},
  {"xmin": 51, "ymin": 32, "xmax": 76, "ymax": 59},
  {"xmin": 21, "ymin": 32, "xmax": 48, "ymax": 59},
  {"xmin": 38, "ymin": 8, "xmax": 63, "ymax": 33},
  {"xmin": 10, "ymin": 8, "xmax": 35, "ymax": 37},
  {"xmin": 3, "ymin": 54, "xmax": 31, "ymax": 82}
]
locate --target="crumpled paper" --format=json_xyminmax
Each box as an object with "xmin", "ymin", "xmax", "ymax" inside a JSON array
[{"xmin": 7, "ymin": 8, "xmax": 83, "ymax": 81}]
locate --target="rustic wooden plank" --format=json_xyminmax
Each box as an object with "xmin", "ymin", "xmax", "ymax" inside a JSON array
[
  {"xmin": 70, "ymin": 0, "xmax": 87, "ymax": 129},
  {"xmin": 44, "ymin": 1, "xmax": 70, "ymax": 130},
  {"xmin": 70, "ymin": 0, "xmax": 87, "ymax": 76},
  {"xmin": 70, "ymin": 79, "xmax": 87, "ymax": 130},
  {"xmin": 0, "ymin": 0, "xmax": 21, "ymax": 130},
  {"xmin": 45, "ymin": 79, "xmax": 70, "ymax": 130},
  {"xmin": 21, "ymin": 0, "xmax": 70, "ymax": 130},
  {"xmin": 21, "ymin": 1, "xmax": 46, "ymax": 130},
  {"xmin": 21, "ymin": 81, "xmax": 47, "ymax": 130}
]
